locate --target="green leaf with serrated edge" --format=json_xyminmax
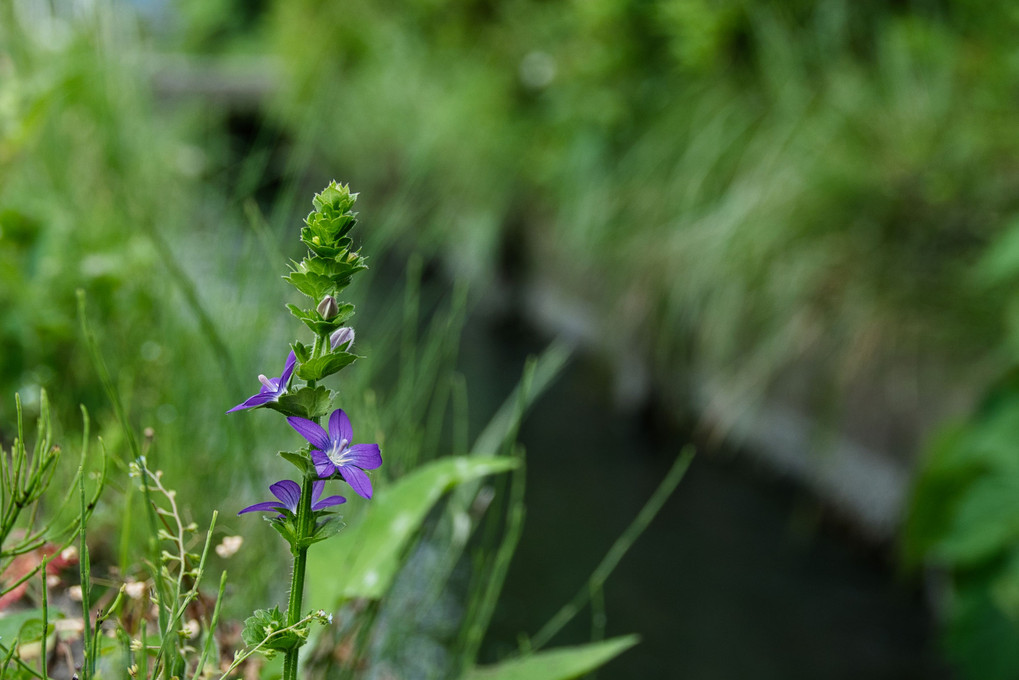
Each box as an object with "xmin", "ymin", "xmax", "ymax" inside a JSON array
[
  {"xmin": 291, "ymin": 342, "xmax": 311, "ymax": 364},
  {"xmin": 267, "ymin": 516, "xmax": 299, "ymax": 549},
  {"xmin": 279, "ymin": 450, "xmax": 313, "ymax": 476},
  {"xmin": 267, "ymin": 386, "xmax": 332, "ymax": 419},
  {"xmin": 462, "ymin": 636, "xmax": 639, "ymax": 680},
  {"xmin": 286, "ymin": 303, "xmax": 354, "ymax": 335},
  {"xmin": 298, "ymin": 257, "xmax": 368, "ymax": 287},
  {"xmin": 284, "ymin": 271, "xmax": 334, "ymax": 300},
  {"xmin": 241, "ymin": 606, "xmax": 304, "ymax": 658},
  {"xmin": 308, "ymin": 516, "xmax": 346, "ymax": 545},
  {"xmin": 307, "ymin": 456, "xmax": 518, "ymax": 603},
  {"xmin": 304, "ymin": 241, "xmax": 348, "ymax": 259},
  {"xmin": 296, "ymin": 351, "xmax": 358, "ymax": 381}
]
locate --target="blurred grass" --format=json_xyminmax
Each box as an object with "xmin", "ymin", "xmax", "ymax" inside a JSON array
[{"xmin": 250, "ymin": 0, "xmax": 1019, "ymax": 440}]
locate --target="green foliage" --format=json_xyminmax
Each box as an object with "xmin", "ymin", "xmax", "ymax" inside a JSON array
[
  {"xmin": 308, "ymin": 456, "xmax": 519, "ymax": 603},
  {"xmin": 269, "ymin": 386, "xmax": 334, "ymax": 419},
  {"xmin": 905, "ymin": 391, "xmax": 1019, "ymax": 678},
  {"xmin": 0, "ymin": 392, "xmax": 105, "ymax": 609},
  {"xmin": 463, "ymin": 635, "xmax": 640, "ymax": 680},
  {"xmin": 295, "ymin": 350, "xmax": 359, "ymax": 382},
  {"xmin": 242, "ymin": 606, "xmax": 306, "ymax": 658},
  {"xmin": 282, "ymin": 181, "xmax": 366, "ymax": 346},
  {"xmin": 255, "ymin": 0, "xmax": 1019, "ymax": 437}
]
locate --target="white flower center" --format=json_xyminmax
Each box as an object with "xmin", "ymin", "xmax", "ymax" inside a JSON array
[{"xmin": 327, "ymin": 439, "xmax": 350, "ymax": 466}]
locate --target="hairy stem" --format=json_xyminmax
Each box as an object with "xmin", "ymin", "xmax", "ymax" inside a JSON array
[{"xmin": 282, "ymin": 473, "xmax": 314, "ymax": 680}]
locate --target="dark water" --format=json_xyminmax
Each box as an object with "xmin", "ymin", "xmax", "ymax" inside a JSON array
[{"xmin": 460, "ymin": 312, "xmax": 949, "ymax": 680}]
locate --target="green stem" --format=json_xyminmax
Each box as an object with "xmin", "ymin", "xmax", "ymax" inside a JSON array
[{"xmin": 282, "ymin": 473, "xmax": 314, "ymax": 680}]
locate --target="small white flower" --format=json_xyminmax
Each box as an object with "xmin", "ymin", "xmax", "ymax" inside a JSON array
[
  {"xmin": 124, "ymin": 580, "xmax": 146, "ymax": 600},
  {"xmin": 215, "ymin": 535, "xmax": 244, "ymax": 558}
]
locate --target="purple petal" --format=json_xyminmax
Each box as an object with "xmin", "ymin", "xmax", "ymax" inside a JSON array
[
  {"xmin": 288, "ymin": 416, "xmax": 330, "ymax": 450},
  {"xmin": 339, "ymin": 466, "xmax": 373, "ymax": 499},
  {"xmin": 226, "ymin": 391, "xmax": 276, "ymax": 413},
  {"xmin": 280, "ymin": 351, "xmax": 297, "ymax": 386},
  {"xmin": 330, "ymin": 327, "xmax": 355, "ymax": 351},
  {"xmin": 238, "ymin": 501, "xmax": 285, "ymax": 515},
  {"xmin": 312, "ymin": 495, "xmax": 347, "ymax": 510},
  {"xmin": 311, "ymin": 480, "xmax": 325, "ymax": 503},
  {"xmin": 345, "ymin": 443, "xmax": 382, "ymax": 470},
  {"xmin": 311, "ymin": 450, "xmax": 336, "ymax": 478},
  {"xmin": 269, "ymin": 480, "xmax": 302, "ymax": 513},
  {"xmin": 329, "ymin": 409, "xmax": 353, "ymax": 444}
]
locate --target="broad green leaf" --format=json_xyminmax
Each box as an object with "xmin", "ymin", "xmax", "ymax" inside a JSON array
[
  {"xmin": 283, "ymin": 271, "xmax": 334, "ymax": 300},
  {"xmin": 0, "ymin": 609, "xmax": 41, "ymax": 643},
  {"xmin": 268, "ymin": 386, "xmax": 332, "ymax": 419},
  {"xmin": 935, "ymin": 472, "xmax": 1019, "ymax": 565},
  {"xmin": 17, "ymin": 618, "xmax": 47, "ymax": 643},
  {"xmin": 307, "ymin": 456, "xmax": 518, "ymax": 603},
  {"xmin": 278, "ymin": 450, "xmax": 314, "ymax": 476},
  {"xmin": 296, "ymin": 351, "xmax": 358, "ymax": 381},
  {"xmin": 462, "ymin": 636, "xmax": 639, "ymax": 680}
]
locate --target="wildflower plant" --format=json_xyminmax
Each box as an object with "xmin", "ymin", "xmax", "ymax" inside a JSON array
[
  {"xmin": 228, "ymin": 181, "xmax": 381, "ymax": 680},
  {"xmin": 0, "ymin": 391, "xmax": 105, "ymax": 678}
]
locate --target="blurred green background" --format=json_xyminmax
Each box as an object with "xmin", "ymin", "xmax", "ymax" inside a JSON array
[{"xmin": 4, "ymin": 0, "xmax": 1019, "ymax": 677}]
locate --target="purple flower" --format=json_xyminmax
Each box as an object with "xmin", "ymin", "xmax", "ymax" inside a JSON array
[
  {"xmin": 227, "ymin": 351, "xmax": 297, "ymax": 413},
  {"xmin": 238, "ymin": 479, "xmax": 346, "ymax": 516},
  {"xmin": 287, "ymin": 409, "xmax": 382, "ymax": 499}
]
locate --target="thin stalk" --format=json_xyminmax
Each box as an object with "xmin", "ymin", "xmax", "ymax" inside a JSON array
[
  {"xmin": 217, "ymin": 613, "xmax": 321, "ymax": 680},
  {"xmin": 282, "ymin": 473, "xmax": 314, "ymax": 680},
  {"xmin": 192, "ymin": 570, "xmax": 228, "ymax": 680},
  {"xmin": 0, "ymin": 641, "xmax": 43, "ymax": 679},
  {"xmin": 459, "ymin": 450, "xmax": 527, "ymax": 669},
  {"xmin": 40, "ymin": 556, "xmax": 48, "ymax": 679},
  {"xmin": 78, "ymin": 465, "xmax": 95, "ymax": 680},
  {"xmin": 139, "ymin": 619, "xmax": 148, "ymax": 680},
  {"xmin": 531, "ymin": 447, "xmax": 695, "ymax": 650}
]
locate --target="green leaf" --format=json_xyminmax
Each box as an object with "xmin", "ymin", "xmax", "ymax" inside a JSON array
[
  {"xmin": 286, "ymin": 303, "xmax": 354, "ymax": 335},
  {"xmin": 935, "ymin": 472, "xmax": 1019, "ymax": 566},
  {"xmin": 241, "ymin": 606, "xmax": 305, "ymax": 658},
  {"xmin": 267, "ymin": 386, "xmax": 333, "ymax": 419},
  {"xmin": 307, "ymin": 456, "xmax": 518, "ymax": 602},
  {"xmin": 945, "ymin": 583, "xmax": 1019, "ymax": 680},
  {"xmin": 462, "ymin": 636, "xmax": 640, "ymax": 680},
  {"xmin": 292, "ymin": 341, "xmax": 311, "ymax": 364},
  {"xmin": 17, "ymin": 618, "xmax": 46, "ymax": 643},
  {"xmin": 279, "ymin": 450, "xmax": 313, "ymax": 476},
  {"xmin": 295, "ymin": 351, "xmax": 358, "ymax": 382},
  {"xmin": 268, "ymin": 515, "xmax": 299, "ymax": 547},
  {"xmin": 311, "ymin": 181, "xmax": 357, "ymax": 215},
  {"xmin": 308, "ymin": 515, "xmax": 346, "ymax": 544},
  {"xmin": 283, "ymin": 271, "xmax": 334, "ymax": 301},
  {"xmin": 0, "ymin": 609, "xmax": 41, "ymax": 643}
]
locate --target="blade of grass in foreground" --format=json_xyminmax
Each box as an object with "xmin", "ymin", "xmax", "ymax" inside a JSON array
[{"xmin": 531, "ymin": 446, "xmax": 695, "ymax": 650}]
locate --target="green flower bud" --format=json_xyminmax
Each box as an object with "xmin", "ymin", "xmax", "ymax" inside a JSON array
[{"xmin": 317, "ymin": 295, "xmax": 339, "ymax": 320}]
